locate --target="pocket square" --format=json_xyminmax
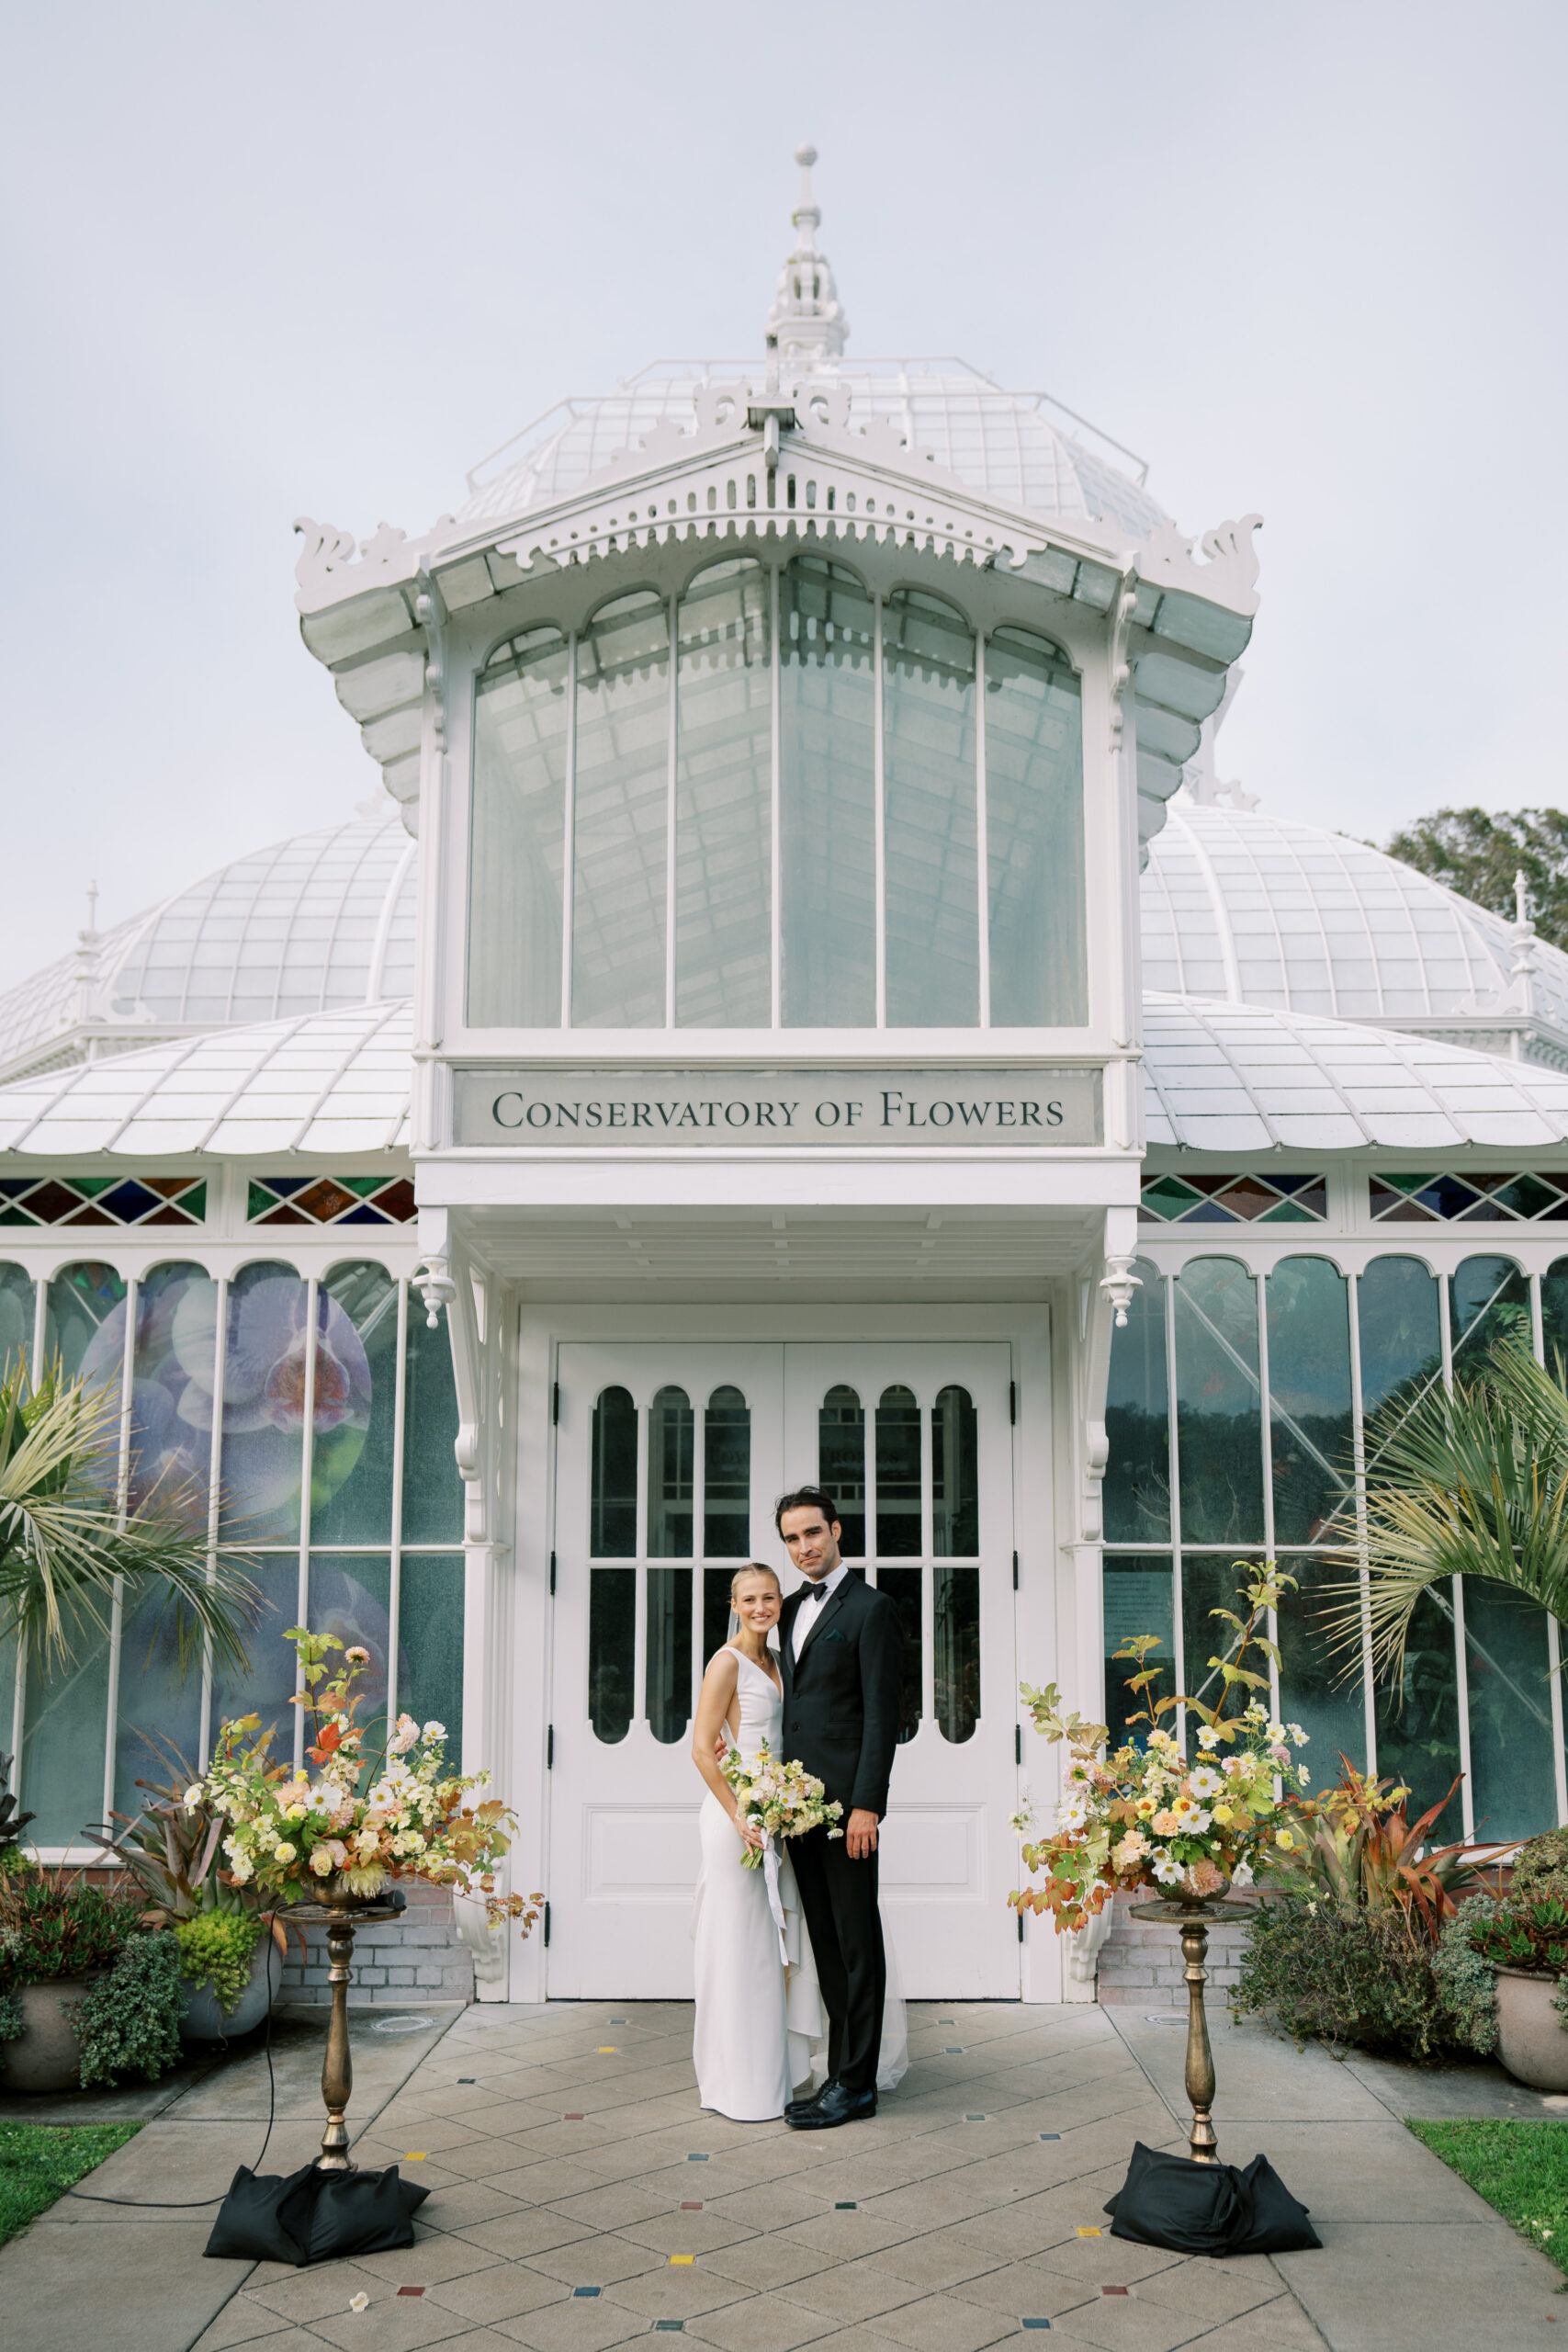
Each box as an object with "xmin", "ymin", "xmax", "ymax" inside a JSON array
[{"xmin": 824, "ymin": 1626, "xmax": 848, "ymax": 1641}]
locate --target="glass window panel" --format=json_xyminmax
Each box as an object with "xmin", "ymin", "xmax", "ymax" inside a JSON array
[
  {"xmin": 1277, "ymin": 1555, "xmax": 1365, "ymax": 1777},
  {"xmin": 874, "ymin": 1385, "xmax": 922, "ymax": 1556},
  {"xmin": 675, "ymin": 560, "xmax": 772, "ymax": 1027},
  {"xmin": 647, "ymin": 1566, "xmax": 694, "ymax": 1744},
  {"xmin": 400, "ymin": 1554, "xmax": 465, "ymax": 1758},
  {"xmin": 307, "ymin": 1553, "xmax": 391, "ymax": 1758},
  {"xmin": 1357, "ymin": 1256, "xmax": 1442, "ymax": 1419},
  {"xmin": 1542, "ymin": 1256, "xmax": 1568, "ymax": 1375},
  {"xmin": 1102, "ymin": 1555, "xmax": 1173, "ymax": 1748},
  {"xmin": 703, "ymin": 1567, "xmax": 736, "ymax": 1672},
  {"xmin": 1105, "ymin": 1260, "xmax": 1169, "ymax": 1544},
  {"xmin": 209, "ymin": 1554, "xmax": 302, "ymax": 1759},
  {"xmin": 310, "ymin": 1264, "xmax": 396, "ymax": 1545},
  {"xmin": 1463, "ymin": 1585, "xmax": 1557, "ymax": 1841},
  {"xmin": 1374, "ymin": 1586, "xmax": 1463, "ymax": 1841},
  {"xmin": 401, "ymin": 1299, "xmax": 463, "ymax": 1544},
  {"xmin": 49, "ymin": 1261, "xmax": 127, "ymax": 1387},
  {"xmin": 818, "ymin": 1385, "xmax": 865, "ymax": 1556},
  {"xmin": 124, "ymin": 1261, "xmax": 217, "ymax": 1523},
  {"xmin": 219, "ymin": 1263, "xmax": 309, "ymax": 1544},
  {"xmin": 883, "ymin": 588, "xmax": 978, "ymax": 1028},
  {"xmin": 703, "ymin": 1385, "xmax": 750, "ymax": 1556},
  {"xmin": 589, "ymin": 1568, "xmax": 636, "ymax": 1742},
  {"xmin": 1180, "ymin": 1553, "xmax": 1264, "ymax": 1727},
  {"xmin": 0, "ymin": 1261, "xmax": 33, "ymax": 1378},
  {"xmin": 1450, "ymin": 1255, "xmax": 1531, "ymax": 1373},
  {"xmin": 934, "ymin": 1566, "xmax": 979, "ymax": 1743},
  {"xmin": 591, "ymin": 1387, "xmax": 637, "ymax": 1557},
  {"xmin": 573, "ymin": 589, "xmax": 670, "ymax": 1027},
  {"xmin": 877, "ymin": 1566, "xmax": 922, "ymax": 1743},
  {"xmin": 931, "ymin": 1385, "xmax": 977, "ymax": 1556},
  {"xmin": 985, "ymin": 627, "xmax": 1086, "ymax": 1024},
  {"xmin": 468, "ymin": 625, "xmax": 570, "ymax": 1025},
  {"xmin": 1266, "ymin": 1258, "xmax": 1354, "ymax": 1546},
  {"xmin": 1174, "ymin": 1259, "xmax": 1264, "ymax": 1545},
  {"xmin": 779, "ymin": 556, "xmax": 876, "ymax": 1026},
  {"xmin": 648, "ymin": 1386, "xmax": 694, "ymax": 1558}
]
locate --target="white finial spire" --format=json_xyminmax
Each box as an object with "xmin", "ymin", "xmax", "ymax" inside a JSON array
[{"xmin": 766, "ymin": 143, "xmax": 849, "ymax": 362}]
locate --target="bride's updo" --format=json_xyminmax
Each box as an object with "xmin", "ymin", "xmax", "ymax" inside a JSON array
[{"xmin": 730, "ymin": 1563, "xmax": 782, "ymax": 1600}]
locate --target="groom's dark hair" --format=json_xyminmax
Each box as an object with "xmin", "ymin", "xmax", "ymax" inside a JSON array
[{"xmin": 774, "ymin": 1486, "xmax": 840, "ymax": 1533}]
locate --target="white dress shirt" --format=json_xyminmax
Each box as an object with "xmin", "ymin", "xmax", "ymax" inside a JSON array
[{"xmin": 792, "ymin": 1562, "xmax": 850, "ymax": 1660}]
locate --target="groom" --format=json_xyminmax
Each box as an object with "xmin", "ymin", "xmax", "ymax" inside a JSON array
[{"xmin": 775, "ymin": 1487, "xmax": 904, "ymax": 2130}]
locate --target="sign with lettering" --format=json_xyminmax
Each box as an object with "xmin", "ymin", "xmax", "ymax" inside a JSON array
[{"xmin": 450, "ymin": 1068, "xmax": 1101, "ymax": 1148}]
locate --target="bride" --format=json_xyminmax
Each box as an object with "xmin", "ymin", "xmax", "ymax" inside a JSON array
[{"xmin": 690, "ymin": 1563, "xmax": 906, "ymax": 2122}]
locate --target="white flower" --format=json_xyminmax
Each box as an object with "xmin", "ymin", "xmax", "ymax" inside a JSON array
[
  {"xmin": 315, "ymin": 1781, "xmax": 347, "ymax": 1815},
  {"xmin": 1266, "ymin": 1721, "xmax": 1286, "ymax": 1744},
  {"xmin": 1056, "ymin": 1798, "xmax": 1090, "ymax": 1833},
  {"xmin": 421, "ymin": 1720, "xmax": 446, "ymax": 1745},
  {"xmin": 1298, "ymin": 1767, "xmax": 1311, "ymax": 1787},
  {"xmin": 228, "ymin": 1855, "xmax": 253, "ymax": 1884},
  {"xmin": 1289, "ymin": 1724, "xmax": 1308, "ymax": 1747},
  {"xmin": 1183, "ymin": 1807, "xmax": 1213, "ymax": 1833},
  {"xmin": 1188, "ymin": 1767, "xmax": 1224, "ymax": 1799},
  {"xmin": 274, "ymin": 1842, "xmax": 297, "ymax": 1864},
  {"xmin": 1195, "ymin": 1724, "xmax": 1220, "ymax": 1751},
  {"xmin": 183, "ymin": 1782, "xmax": 206, "ymax": 1808},
  {"xmin": 1153, "ymin": 1853, "xmax": 1183, "ymax": 1886},
  {"xmin": 1232, "ymin": 1861, "xmax": 1255, "ymax": 1887},
  {"xmin": 310, "ymin": 1848, "xmax": 335, "ymax": 1876}
]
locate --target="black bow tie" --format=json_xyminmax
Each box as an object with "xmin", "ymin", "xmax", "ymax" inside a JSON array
[{"xmin": 808, "ymin": 1581, "xmax": 831, "ymax": 1603}]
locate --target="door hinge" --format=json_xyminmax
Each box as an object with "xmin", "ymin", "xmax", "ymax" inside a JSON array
[
  {"xmin": 543, "ymin": 1901, "xmax": 551, "ymax": 1948},
  {"xmin": 1012, "ymin": 1550, "xmax": 1019, "ymax": 1591},
  {"xmin": 1010, "ymin": 1381, "xmax": 1017, "ymax": 1425},
  {"xmin": 1015, "ymin": 1724, "xmax": 1022, "ymax": 1765},
  {"xmin": 549, "ymin": 1551, "xmax": 557, "ymax": 1596},
  {"xmin": 552, "ymin": 1380, "xmax": 560, "ymax": 1425},
  {"xmin": 546, "ymin": 1724, "xmax": 554, "ymax": 1770},
  {"xmin": 1018, "ymin": 1910, "xmax": 1024, "ymax": 1943}
]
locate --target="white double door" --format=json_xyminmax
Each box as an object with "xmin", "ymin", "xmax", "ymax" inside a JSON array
[{"xmin": 547, "ymin": 1340, "xmax": 1020, "ymax": 2000}]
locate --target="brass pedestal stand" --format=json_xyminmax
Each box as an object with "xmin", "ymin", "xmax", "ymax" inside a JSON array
[
  {"xmin": 285, "ymin": 1894, "xmax": 404, "ymax": 2171},
  {"xmin": 1128, "ymin": 1894, "xmax": 1254, "ymax": 2165}
]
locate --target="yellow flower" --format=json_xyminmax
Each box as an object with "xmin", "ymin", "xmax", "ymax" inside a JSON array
[
  {"xmin": 275, "ymin": 1841, "xmax": 298, "ymax": 1863},
  {"xmin": 1213, "ymin": 1804, "xmax": 1234, "ymax": 1826},
  {"xmin": 1274, "ymin": 1829, "xmax": 1294, "ymax": 1851}
]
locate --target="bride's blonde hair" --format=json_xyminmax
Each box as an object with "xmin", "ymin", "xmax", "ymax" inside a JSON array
[{"xmin": 730, "ymin": 1563, "xmax": 782, "ymax": 1601}]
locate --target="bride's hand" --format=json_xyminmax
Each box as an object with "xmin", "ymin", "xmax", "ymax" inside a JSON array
[{"xmin": 735, "ymin": 1813, "xmax": 765, "ymax": 1853}]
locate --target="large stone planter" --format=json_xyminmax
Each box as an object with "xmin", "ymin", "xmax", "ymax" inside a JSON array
[
  {"xmin": 1495, "ymin": 1967, "xmax": 1568, "ymax": 2090},
  {"xmin": 0, "ymin": 1974, "xmax": 101, "ymax": 2095},
  {"xmin": 179, "ymin": 1932, "xmax": 279, "ymax": 2044}
]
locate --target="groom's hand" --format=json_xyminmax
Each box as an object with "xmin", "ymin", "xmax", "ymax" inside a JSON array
[{"xmin": 846, "ymin": 1808, "xmax": 879, "ymax": 1860}]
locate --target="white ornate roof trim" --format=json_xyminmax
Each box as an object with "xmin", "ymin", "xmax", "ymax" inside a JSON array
[
  {"xmin": 0, "ymin": 1003, "xmax": 412, "ymax": 1159},
  {"xmin": 1143, "ymin": 994, "xmax": 1568, "ymax": 1153}
]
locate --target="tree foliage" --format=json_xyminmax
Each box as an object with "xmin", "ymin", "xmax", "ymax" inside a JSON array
[{"xmin": 1384, "ymin": 806, "xmax": 1568, "ymax": 951}]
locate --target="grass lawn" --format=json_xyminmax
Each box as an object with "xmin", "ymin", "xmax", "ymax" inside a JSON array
[
  {"xmin": 1409, "ymin": 2119, "xmax": 1568, "ymax": 2278},
  {"xmin": 0, "ymin": 2121, "xmax": 143, "ymax": 2247}
]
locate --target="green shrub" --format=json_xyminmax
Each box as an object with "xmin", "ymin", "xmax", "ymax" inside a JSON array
[
  {"xmin": 70, "ymin": 1932, "xmax": 184, "ymax": 2089},
  {"xmin": 1434, "ymin": 1894, "xmax": 1504, "ymax": 2054},
  {"xmin": 1235, "ymin": 1894, "xmax": 1450, "ymax": 2057},
  {"xmin": 175, "ymin": 1911, "xmax": 264, "ymax": 2015},
  {"xmin": 1510, "ymin": 1830, "xmax": 1568, "ymax": 1905},
  {"xmin": 0, "ymin": 1871, "xmax": 141, "ymax": 1987}
]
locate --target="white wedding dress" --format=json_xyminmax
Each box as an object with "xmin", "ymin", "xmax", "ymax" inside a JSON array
[{"xmin": 691, "ymin": 1644, "xmax": 908, "ymax": 2121}]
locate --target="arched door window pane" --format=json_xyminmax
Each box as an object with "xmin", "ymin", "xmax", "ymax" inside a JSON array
[
  {"xmin": 704, "ymin": 1385, "xmax": 750, "ymax": 1555},
  {"xmin": 675, "ymin": 560, "xmax": 772, "ymax": 1027},
  {"xmin": 874, "ymin": 1385, "xmax": 922, "ymax": 1556},
  {"xmin": 591, "ymin": 1386, "xmax": 637, "ymax": 1556},
  {"xmin": 0, "ymin": 1262, "xmax": 33, "ymax": 1379},
  {"xmin": 1450, "ymin": 1255, "xmax": 1530, "ymax": 1373},
  {"xmin": 1104, "ymin": 1261, "xmax": 1169, "ymax": 1543},
  {"xmin": 590, "ymin": 1571, "xmax": 636, "ymax": 1743},
  {"xmin": 573, "ymin": 590, "xmax": 670, "ymax": 1027},
  {"xmin": 985, "ymin": 627, "xmax": 1086, "ymax": 1025},
  {"xmin": 1356, "ymin": 1256, "xmax": 1458, "ymax": 1838},
  {"xmin": 1266, "ymin": 1258, "xmax": 1353, "ymax": 1546},
  {"xmin": 883, "ymin": 588, "xmax": 978, "ymax": 1027},
  {"xmin": 1173, "ymin": 1259, "xmax": 1263, "ymax": 1544},
  {"xmin": 935, "ymin": 1566, "xmax": 979, "ymax": 1744},
  {"xmin": 779, "ymin": 556, "xmax": 875, "ymax": 1026},
  {"xmin": 468, "ymin": 625, "xmax": 569, "ymax": 1025},
  {"xmin": 646, "ymin": 1564, "xmax": 694, "ymax": 1747},
  {"xmin": 648, "ymin": 1387, "xmax": 694, "ymax": 1557},
  {"xmin": 818, "ymin": 1385, "xmax": 865, "ymax": 1555},
  {"xmin": 48, "ymin": 1261, "xmax": 126, "ymax": 1388},
  {"xmin": 931, "ymin": 1385, "xmax": 977, "ymax": 1556}
]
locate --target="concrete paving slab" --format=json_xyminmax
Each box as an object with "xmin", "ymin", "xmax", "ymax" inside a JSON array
[{"xmin": 1277, "ymin": 2217, "xmax": 1566, "ymax": 2349}]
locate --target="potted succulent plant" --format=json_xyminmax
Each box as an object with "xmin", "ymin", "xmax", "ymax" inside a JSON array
[
  {"xmin": 1460, "ymin": 1893, "xmax": 1568, "ymax": 2091},
  {"xmin": 0, "ymin": 1865, "xmax": 148, "ymax": 2093}
]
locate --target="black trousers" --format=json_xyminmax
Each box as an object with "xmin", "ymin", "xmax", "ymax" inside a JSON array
[{"xmin": 790, "ymin": 1822, "xmax": 886, "ymax": 2095}]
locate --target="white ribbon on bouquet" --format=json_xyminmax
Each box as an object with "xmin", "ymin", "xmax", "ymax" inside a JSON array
[{"xmin": 761, "ymin": 1832, "xmax": 789, "ymax": 1966}]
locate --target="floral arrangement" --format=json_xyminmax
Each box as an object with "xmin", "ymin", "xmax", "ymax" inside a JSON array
[
  {"xmin": 191, "ymin": 1626, "xmax": 542, "ymax": 1929},
  {"xmin": 720, "ymin": 1741, "xmax": 843, "ymax": 1869},
  {"xmin": 1013, "ymin": 1565, "xmax": 1314, "ymax": 1934}
]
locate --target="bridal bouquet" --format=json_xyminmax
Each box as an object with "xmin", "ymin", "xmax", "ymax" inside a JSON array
[
  {"xmin": 191, "ymin": 1625, "xmax": 542, "ymax": 1928},
  {"xmin": 720, "ymin": 1740, "xmax": 843, "ymax": 1869},
  {"xmin": 1013, "ymin": 1564, "xmax": 1314, "ymax": 1934}
]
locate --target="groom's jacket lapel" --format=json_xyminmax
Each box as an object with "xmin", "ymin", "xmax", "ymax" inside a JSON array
[{"xmin": 795, "ymin": 1575, "xmax": 855, "ymax": 1670}]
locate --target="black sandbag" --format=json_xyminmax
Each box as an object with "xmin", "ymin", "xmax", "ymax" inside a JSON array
[
  {"xmin": 1104, "ymin": 2139, "xmax": 1320, "ymax": 2258},
  {"xmin": 205, "ymin": 2161, "xmax": 429, "ymax": 2266}
]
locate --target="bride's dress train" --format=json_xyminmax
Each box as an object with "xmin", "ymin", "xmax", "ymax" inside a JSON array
[{"xmin": 691, "ymin": 1646, "xmax": 908, "ymax": 2120}]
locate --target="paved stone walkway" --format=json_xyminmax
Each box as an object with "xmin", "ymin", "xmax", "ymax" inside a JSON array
[{"xmin": 165, "ymin": 2001, "xmax": 1562, "ymax": 2352}]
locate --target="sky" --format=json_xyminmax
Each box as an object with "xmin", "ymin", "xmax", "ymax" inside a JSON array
[{"xmin": 1, "ymin": 0, "xmax": 1563, "ymax": 992}]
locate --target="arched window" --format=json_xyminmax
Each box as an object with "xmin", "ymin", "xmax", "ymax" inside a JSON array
[
  {"xmin": 675, "ymin": 560, "xmax": 772, "ymax": 1026},
  {"xmin": 468, "ymin": 625, "xmax": 570, "ymax": 1025},
  {"xmin": 883, "ymin": 589, "xmax": 978, "ymax": 1026},
  {"xmin": 985, "ymin": 627, "xmax": 1085, "ymax": 1025},
  {"xmin": 573, "ymin": 590, "xmax": 671, "ymax": 1027},
  {"xmin": 779, "ymin": 555, "xmax": 876, "ymax": 1026}
]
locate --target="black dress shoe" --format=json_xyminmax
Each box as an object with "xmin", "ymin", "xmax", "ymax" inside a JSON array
[
  {"xmin": 784, "ymin": 2084, "xmax": 829, "ymax": 2119},
  {"xmin": 786, "ymin": 2081, "xmax": 876, "ymax": 2131}
]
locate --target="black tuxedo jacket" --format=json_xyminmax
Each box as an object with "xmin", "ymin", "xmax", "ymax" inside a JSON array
[{"xmin": 779, "ymin": 1573, "xmax": 904, "ymax": 1819}]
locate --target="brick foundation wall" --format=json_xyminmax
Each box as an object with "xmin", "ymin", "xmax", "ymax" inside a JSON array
[
  {"xmin": 1094, "ymin": 1887, "xmax": 1252, "ymax": 2007},
  {"xmin": 276, "ymin": 1881, "xmax": 474, "ymax": 2007}
]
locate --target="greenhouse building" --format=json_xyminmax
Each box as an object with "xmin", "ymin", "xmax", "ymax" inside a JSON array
[{"xmin": 5, "ymin": 153, "xmax": 1568, "ymax": 2006}]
